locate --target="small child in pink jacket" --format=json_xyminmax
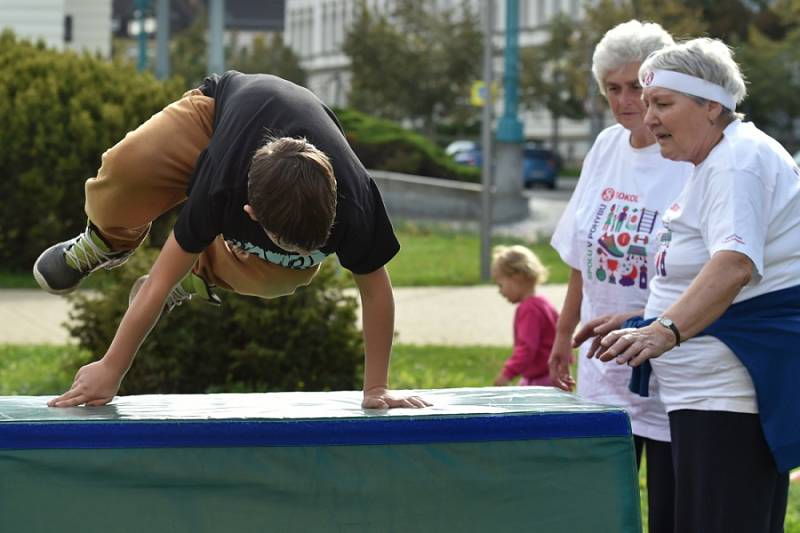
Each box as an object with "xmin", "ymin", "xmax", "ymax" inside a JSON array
[{"xmin": 491, "ymin": 245, "xmax": 559, "ymax": 386}]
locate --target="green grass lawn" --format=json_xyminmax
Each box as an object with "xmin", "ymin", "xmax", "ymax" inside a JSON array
[
  {"xmin": 387, "ymin": 221, "xmax": 569, "ymax": 286},
  {"xmin": 0, "ymin": 344, "xmax": 90, "ymax": 395},
  {"xmin": 1, "ymin": 223, "xmax": 570, "ymax": 289},
  {"xmin": 2, "ymin": 339, "xmax": 798, "ymax": 532},
  {"xmin": 0, "ymin": 270, "xmax": 38, "ymax": 289}
]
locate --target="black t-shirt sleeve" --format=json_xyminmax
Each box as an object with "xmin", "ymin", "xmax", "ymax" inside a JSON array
[
  {"xmin": 197, "ymin": 74, "xmax": 222, "ymax": 98},
  {"xmin": 334, "ymin": 178, "xmax": 400, "ymax": 274},
  {"xmin": 173, "ymin": 151, "xmax": 222, "ymax": 253}
]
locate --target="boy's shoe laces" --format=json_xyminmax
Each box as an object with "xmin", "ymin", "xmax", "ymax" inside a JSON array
[
  {"xmin": 65, "ymin": 232, "xmax": 130, "ymax": 273},
  {"xmin": 129, "ymin": 273, "xmax": 222, "ymax": 315},
  {"xmin": 164, "ymin": 282, "xmax": 194, "ymax": 312}
]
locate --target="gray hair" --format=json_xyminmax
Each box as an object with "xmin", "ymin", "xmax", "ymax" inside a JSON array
[
  {"xmin": 592, "ymin": 20, "xmax": 674, "ymax": 96},
  {"xmin": 640, "ymin": 37, "xmax": 747, "ymax": 120}
]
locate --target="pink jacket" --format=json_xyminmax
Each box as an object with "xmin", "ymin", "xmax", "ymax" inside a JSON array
[{"xmin": 502, "ymin": 295, "xmax": 559, "ymax": 384}]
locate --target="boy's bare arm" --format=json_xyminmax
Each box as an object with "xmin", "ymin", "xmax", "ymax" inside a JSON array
[
  {"xmin": 352, "ymin": 267, "xmax": 430, "ymax": 409},
  {"xmin": 49, "ymin": 232, "xmax": 199, "ymax": 407}
]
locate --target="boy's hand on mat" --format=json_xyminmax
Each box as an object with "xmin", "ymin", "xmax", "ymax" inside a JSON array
[
  {"xmin": 48, "ymin": 359, "xmax": 124, "ymax": 408},
  {"xmin": 362, "ymin": 387, "xmax": 432, "ymax": 409}
]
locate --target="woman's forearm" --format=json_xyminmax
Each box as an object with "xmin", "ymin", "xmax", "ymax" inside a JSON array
[
  {"xmin": 658, "ymin": 250, "xmax": 753, "ymax": 341},
  {"xmin": 556, "ymin": 268, "xmax": 583, "ymax": 337}
]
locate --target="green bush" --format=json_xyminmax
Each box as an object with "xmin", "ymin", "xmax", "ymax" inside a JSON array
[
  {"xmin": 0, "ymin": 31, "xmax": 184, "ymax": 272},
  {"xmin": 66, "ymin": 248, "xmax": 363, "ymax": 394},
  {"xmin": 336, "ymin": 107, "xmax": 481, "ymax": 182}
]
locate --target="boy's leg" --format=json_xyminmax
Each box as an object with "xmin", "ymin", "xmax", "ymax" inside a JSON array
[
  {"xmin": 670, "ymin": 409, "xmax": 788, "ymax": 533},
  {"xmin": 194, "ymin": 237, "xmax": 321, "ymax": 299},
  {"xmin": 85, "ymin": 88, "xmax": 214, "ymax": 250},
  {"xmin": 34, "ymin": 90, "xmax": 214, "ymax": 294}
]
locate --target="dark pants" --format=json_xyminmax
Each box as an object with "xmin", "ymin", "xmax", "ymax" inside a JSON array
[
  {"xmin": 669, "ymin": 410, "xmax": 789, "ymax": 533},
  {"xmin": 635, "ymin": 435, "xmax": 675, "ymax": 533}
]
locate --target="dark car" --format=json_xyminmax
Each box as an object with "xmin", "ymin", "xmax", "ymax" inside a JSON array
[
  {"xmin": 447, "ymin": 140, "xmax": 560, "ymax": 189},
  {"xmin": 522, "ymin": 146, "xmax": 561, "ymax": 189}
]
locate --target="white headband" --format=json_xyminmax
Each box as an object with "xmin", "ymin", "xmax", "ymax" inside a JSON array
[{"xmin": 642, "ymin": 69, "xmax": 736, "ymax": 111}]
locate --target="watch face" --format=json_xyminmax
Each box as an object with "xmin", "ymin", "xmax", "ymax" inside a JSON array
[{"xmin": 659, "ymin": 318, "xmax": 673, "ymax": 327}]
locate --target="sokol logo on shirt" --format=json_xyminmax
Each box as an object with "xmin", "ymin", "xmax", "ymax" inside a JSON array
[{"xmin": 601, "ymin": 187, "xmax": 640, "ymax": 203}]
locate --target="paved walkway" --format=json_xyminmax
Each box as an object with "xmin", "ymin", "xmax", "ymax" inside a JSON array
[{"xmin": 0, "ymin": 284, "xmax": 567, "ymax": 346}]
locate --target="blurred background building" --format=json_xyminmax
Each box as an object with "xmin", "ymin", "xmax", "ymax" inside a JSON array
[
  {"xmin": 0, "ymin": 0, "xmax": 113, "ymax": 57},
  {"xmin": 285, "ymin": 0, "xmax": 595, "ymax": 161},
  {"xmin": 0, "ymin": 0, "xmax": 595, "ymax": 162}
]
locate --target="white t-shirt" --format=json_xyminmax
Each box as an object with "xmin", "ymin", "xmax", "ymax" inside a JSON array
[
  {"xmin": 551, "ymin": 124, "xmax": 693, "ymax": 442},
  {"xmin": 646, "ymin": 120, "xmax": 800, "ymax": 414}
]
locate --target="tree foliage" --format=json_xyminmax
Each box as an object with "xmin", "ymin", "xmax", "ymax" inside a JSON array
[
  {"xmin": 170, "ymin": 9, "xmax": 306, "ymax": 89},
  {"xmin": 0, "ymin": 31, "xmax": 184, "ymax": 272},
  {"xmin": 228, "ymin": 33, "xmax": 306, "ymax": 86},
  {"xmin": 522, "ymin": 0, "xmax": 800, "ymax": 150},
  {"xmin": 335, "ymin": 108, "xmax": 480, "ymax": 181},
  {"xmin": 343, "ymin": 0, "xmax": 482, "ymax": 137},
  {"xmin": 520, "ymin": 14, "xmax": 587, "ymax": 151},
  {"xmin": 737, "ymin": 0, "xmax": 800, "ymax": 149},
  {"xmin": 520, "ymin": 0, "xmax": 705, "ymax": 151}
]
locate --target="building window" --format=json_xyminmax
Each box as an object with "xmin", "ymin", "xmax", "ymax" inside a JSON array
[{"xmin": 64, "ymin": 15, "xmax": 73, "ymax": 43}]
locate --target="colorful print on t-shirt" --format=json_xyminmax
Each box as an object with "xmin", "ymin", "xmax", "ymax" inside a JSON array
[
  {"xmin": 654, "ymin": 201, "xmax": 680, "ymax": 277},
  {"xmin": 586, "ymin": 187, "xmax": 661, "ymax": 289}
]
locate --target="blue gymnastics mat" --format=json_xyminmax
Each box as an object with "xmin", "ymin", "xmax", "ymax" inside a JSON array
[{"xmin": 0, "ymin": 387, "xmax": 641, "ymax": 532}]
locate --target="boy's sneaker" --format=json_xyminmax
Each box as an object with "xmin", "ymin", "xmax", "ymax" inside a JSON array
[
  {"xmin": 129, "ymin": 272, "xmax": 222, "ymax": 315},
  {"xmin": 33, "ymin": 225, "xmax": 133, "ymax": 295}
]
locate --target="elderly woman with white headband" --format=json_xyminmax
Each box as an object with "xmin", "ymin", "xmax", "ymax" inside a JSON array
[
  {"xmin": 549, "ymin": 20, "xmax": 692, "ymax": 533},
  {"xmin": 593, "ymin": 37, "xmax": 800, "ymax": 533}
]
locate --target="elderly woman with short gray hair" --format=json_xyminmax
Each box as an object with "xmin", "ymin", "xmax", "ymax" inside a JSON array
[
  {"xmin": 549, "ymin": 20, "xmax": 693, "ymax": 533},
  {"xmin": 594, "ymin": 37, "xmax": 800, "ymax": 533}
]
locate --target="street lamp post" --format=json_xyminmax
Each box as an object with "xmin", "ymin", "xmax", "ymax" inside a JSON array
[
  {"xmin": 208, "ymin": 0, "xmax": 225, "ymax": 75},
  {"xmin": 155, "ymin": 0, "xmax": 170, "ymax": 79},
  {"xmin": 135, "ymin": 0, "xmax": 149, "ymax": 72},
  {"xmin": 492, "ymin": 0, "xmax": 529, "ymax": 223},
  {"xmin": 480, "ymin": 0, "xmax": 495, "ymax": 282}
]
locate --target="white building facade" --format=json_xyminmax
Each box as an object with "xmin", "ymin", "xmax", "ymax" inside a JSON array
[
  {"xmin": 284, "ymin": 0, "xmax": 599, "ymax": 161},
  {"xmin": 0, "ymin": 0, "xmax": 112, "ymax": 58}
]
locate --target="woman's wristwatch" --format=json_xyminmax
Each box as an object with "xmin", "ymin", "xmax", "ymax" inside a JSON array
[{"xmin": 656, "ymin": 317, "xmax": 681, "ymax": 347}]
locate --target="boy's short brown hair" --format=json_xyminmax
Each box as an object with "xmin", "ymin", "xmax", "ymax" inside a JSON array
[{"xmin": 247, "ymin": 137, "xmax": 337, "ymax": 251}]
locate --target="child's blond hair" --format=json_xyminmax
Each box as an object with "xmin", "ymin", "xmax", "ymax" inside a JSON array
[{"xmin": 491, "ymin": 245, "xmax": 549, "ymax": 284}]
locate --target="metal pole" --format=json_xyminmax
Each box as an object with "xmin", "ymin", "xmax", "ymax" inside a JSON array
[
  {"xmin": 480, "ymin": 0, "xmax": 495, "ymax": 282},
  {"xmin": 155, "ymin": 0, "xmax": 170, "ymax": 79},
  {"xmin": 208, "ymin": 0, "xmax": 225, "ymax": 76},
  {"xmin": 496, "ymin": 0, "xmax": 523, "ymax": 143},
  {"xmin": 136, "ymin": 0, "xmax": 149, "ymax": 72}
]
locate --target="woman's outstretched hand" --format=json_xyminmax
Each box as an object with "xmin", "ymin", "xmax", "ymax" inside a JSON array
[
  {"xmin": 572, "ymin": 311, "xmax": 642, "ymax": 359},
  {"xmin": 593, "ymin": 324, "xmax": 677, "ymax": 367}
]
